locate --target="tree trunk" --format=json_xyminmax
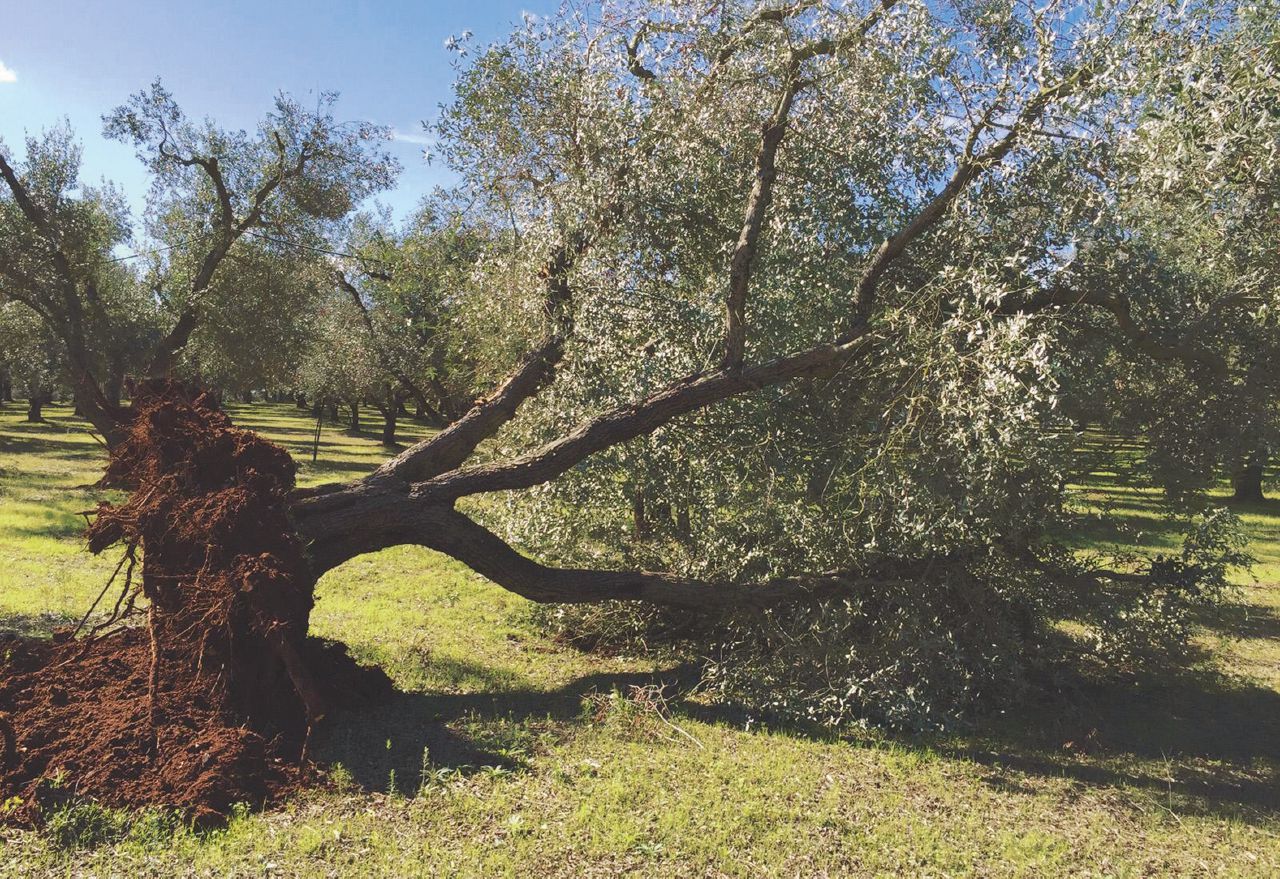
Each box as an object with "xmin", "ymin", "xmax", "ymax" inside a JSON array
[
  {"xmin": 241, "ymin": 390, "xmax": 254, "ymax": 404},
  {"xmin": 1233, "ymin": 450, "xmax": 1269, "ymax": 503},
  {"xmin": 0, "ymin": 370, "xmax": 12, "ymax": 403},
  {"xmin": 295, "ymin": 394, "xmax": 308, "ymax": 410},
  {"xmin": 104, "ymin": 359, "xmax": 125, "ymax": 409},
  {"xmin": 632, "ymin": 486, "xmax": 649, "ymax": 539},
  {"xmin": 348, "ymin": 401, "xmax": 360, "ymax": 434},
  {"xmin": 26, "ymin": 392, "xmax": 47, "ymax": 423},
  {"xmin": 380, "ymin": 405, "xmax": 398, "ymax": 447},
  {"xmin": 676, "ymin": 506, "xmax": 692, "ymax": 540}
]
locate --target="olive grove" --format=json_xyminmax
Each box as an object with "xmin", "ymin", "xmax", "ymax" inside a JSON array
[{"xmin": 2, "ymin": 0, "xmax": 1277, "ymax": 728}]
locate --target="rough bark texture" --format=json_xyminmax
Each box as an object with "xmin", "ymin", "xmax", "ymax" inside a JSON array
[
  {"xmin": 380, "ymin": 404, "xmax": 398, "ymax": 447},
  {"xmin": 25, "ymin": 392, "xmax": 48, "ymax": 423}
]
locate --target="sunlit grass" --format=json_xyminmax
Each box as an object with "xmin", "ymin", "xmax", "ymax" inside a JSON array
[{"xmin": 2, "ymin": 401, "xmax": 1278, "ymax": 876}]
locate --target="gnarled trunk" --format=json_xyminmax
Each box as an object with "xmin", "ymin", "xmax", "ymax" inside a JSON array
[
  {"xmin": 25, "ymin": 391, "xmax": 48, "ymax": 423},
  {"xmin": 1233, "ymin": 449, "xmax": 1269, "ymax": 503},
  {"xmin": 380, "ymin": 404, "xmax": 397, "ymax": 447},
  {"xmin": 105, "ymin": 360, "xmax": 125, "ymax": 409}
]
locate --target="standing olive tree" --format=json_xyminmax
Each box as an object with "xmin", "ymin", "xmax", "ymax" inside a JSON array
[
  {"xmin": 0, "ymin": 301, "xmax": 64, "ymax": 421},
  {"xmin": 1042, "ymin": 3, "xmax": 1280, "ymax": 504},
  {"xmin": 329, "ymin": 200, "xmax": 492, "ymax": 441},
  {"xmin": 0, "ymin": 84, "xmax": 397, "ymax": 443}
]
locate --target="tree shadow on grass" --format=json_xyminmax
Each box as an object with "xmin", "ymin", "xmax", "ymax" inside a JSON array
[
  {"xmin": 0, "ymin": 611, "xmax": 78, "ymax": 639},
  {"xmin": 0, "ymin": 429, "xmax": 106, "ymax": 464},
  {"xmin": 1198, "ymin": 600, "xmax": 1280, "ymax": 641},
  {"xmin": 311, "ymin": 659, "xmax": 700, "ymax": 794},
  {"xmin": 315, "ymin": 646, "xmax": 1280, "ymax": 822},
  {"xmin": 927, "ymin": 665, "xmax": 1280, "ymax": 819}
]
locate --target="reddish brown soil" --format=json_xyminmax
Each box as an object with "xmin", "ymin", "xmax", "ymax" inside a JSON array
[{"xmin": 0, "ymin": 383, "xmax": 390, "ymax": 826}]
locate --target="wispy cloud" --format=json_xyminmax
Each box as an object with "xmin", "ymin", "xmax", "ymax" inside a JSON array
[
  {"xmin": 0, "ymin": 60, "xmax": 17, "ymax": 84},
  {"xmin": 392, "ymin": 129, "xmax": 433, "ymax": 147}
]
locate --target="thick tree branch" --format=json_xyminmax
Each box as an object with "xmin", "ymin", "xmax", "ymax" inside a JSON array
[
  {"xmin": 372, "ymin": 201, "xmax": 622, "ymax": 483},
  {"xmin": 374, "ymin": 336, "xmax": 566, "ymax": 484},
  {"xmin": 425, "ymin": 507, "xmax": 871, "ymax": 608},
  {"xmin": 411, "ymin": 333, "xmax": 873, "ymax": 501},
  {"xmin": 720, "ymin": 0, "xmax": 912, "ymax": 364},
  {"xmin": 1006, "ymin": 285, "xmax": 1232, "ymax": 378},
  {"xmin": 293, "ymin": 487, "xmax": 880, "ymax": 608},
  {"xmin": 846, "ymin": 71, "xmax": 1090, "ymax": 337},
  {"xmin": 145, "ymin": 141, "xmax": 307, "ymax": 378},
  {"xmin": 723, "ymin": 74, "xmax": 800, "ymax": 370}
]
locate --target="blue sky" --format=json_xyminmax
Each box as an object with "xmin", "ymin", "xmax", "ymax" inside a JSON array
[{"xmin": 0, "ymin": 0, "xmax": 552, "ymax": 224}]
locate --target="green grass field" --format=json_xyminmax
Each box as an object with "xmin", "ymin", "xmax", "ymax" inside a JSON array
[{"xmin": 1, "ymin": 402, "xmax": 1278, "ymax": 877}]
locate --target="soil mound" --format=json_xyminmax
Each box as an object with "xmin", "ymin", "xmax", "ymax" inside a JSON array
[{"xmin": 0, "ymin": 383, "xmax": 390, "ymax": 825}]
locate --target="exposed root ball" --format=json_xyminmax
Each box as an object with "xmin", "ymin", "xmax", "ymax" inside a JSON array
[{"xmin": 0, "ymin": 383, "xmax": 390, "ymax": 826}]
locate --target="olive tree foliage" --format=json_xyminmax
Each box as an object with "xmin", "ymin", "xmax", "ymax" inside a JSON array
[
  {"xmin": 0, "ymin": 127, "xmax": 160, "ymax": 410},
  {"xmin": 0, "ymin": 301, "xmax": 64, "ymax": 421},
  {"xmin": 177, "ymin": 236, "xmax": 329, "ymax": 397},
  {"xmin": 293, "ymin": 288, "xmax": 383, "ymax": 430},
  {"xmin": 329, "ymin": 200, "xmax": 494, "ymax": 439},
  {"xmin": 300, "ymin": 0, "xmax": 1270, "ymax": 728},
  {"xmin": 1044, "ymin": 4, "xmax": 1280, "ymax": 503},
  {"xmin": 0, "ymin": 84, "xmax": 397, "ymax": 442}
]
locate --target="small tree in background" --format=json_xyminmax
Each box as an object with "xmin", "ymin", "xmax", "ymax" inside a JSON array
[{"xmin": 0, "ymin": 85, "xmax": 396, "ymax": 442}]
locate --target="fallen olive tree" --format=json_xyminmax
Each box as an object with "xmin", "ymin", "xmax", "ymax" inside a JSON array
[{"xmin": 0, "ymin": 0, "xmax": 1274, "ymax": 819}]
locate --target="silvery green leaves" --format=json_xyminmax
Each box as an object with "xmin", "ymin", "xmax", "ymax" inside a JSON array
[{"xmin": 416, "ymin": 0, "xmax": 1273, "ymax": 727}]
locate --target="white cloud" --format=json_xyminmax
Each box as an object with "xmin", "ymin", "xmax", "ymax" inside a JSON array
[
  {"xmin": 392, "ymin": 129, "xmax": 433, "ymax": 146},
  {"xmin": 0, "ymin": 60, "xmax": 16, "ymax": 84}
]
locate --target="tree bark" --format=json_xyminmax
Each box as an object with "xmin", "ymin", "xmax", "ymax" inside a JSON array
[
  {"xmin": 632, "ymin": 485, "xmax": 649, "ymax": 540},
  {"xmin": 380, "ymin": 405, "xmax": 397, "ymax": 447},
  {"xmin": 104, "ymin": 371, "xmax": 123, "ymax": 409},
  {"xmin": 26, "ymin": 391, "xmax": 48, "ymax": 423},
  {"xmin": 347, "ymin": 401, "xmax": 360, "ymax": 434},
  {"xmin": 288, "ymin": 487, "xmax": 872, "ymax": 610},
  {"xmin": 1233, "ymin": 449, "xmax": 1269, "ymax": 503}
]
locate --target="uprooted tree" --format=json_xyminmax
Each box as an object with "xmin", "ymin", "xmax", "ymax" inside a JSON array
[{"xmin": 1, "ymin": 0, "xmax": 1277, "ymax": 817}]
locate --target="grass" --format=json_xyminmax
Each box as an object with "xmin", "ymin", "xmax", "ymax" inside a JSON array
[{"xmin": 1, "ymin": 402, "xmax": 1278, "ymax": 876}]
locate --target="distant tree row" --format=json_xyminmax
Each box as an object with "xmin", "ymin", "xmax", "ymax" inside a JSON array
[{"xmin": 0, "ymin": 102, "xmax": 496, "ymax": 444}]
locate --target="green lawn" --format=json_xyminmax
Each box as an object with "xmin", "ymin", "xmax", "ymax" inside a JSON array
[{"xmin": 1, "ymin": 403, "xmax": 1278, "ymax": 877}]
